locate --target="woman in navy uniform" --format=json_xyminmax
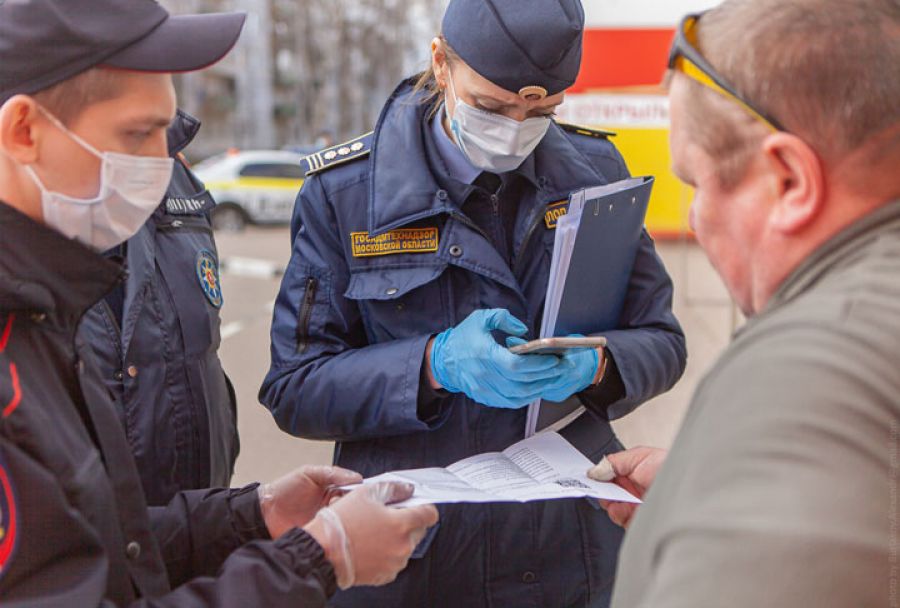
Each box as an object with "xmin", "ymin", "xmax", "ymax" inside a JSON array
[{"xmin": 261, "ymin": 0, "xmax": 686, "ymax": 605}]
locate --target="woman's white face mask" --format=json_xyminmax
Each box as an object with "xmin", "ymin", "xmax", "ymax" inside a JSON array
[
  {"xmin": 446, "ymin": 70, "xmax": 551, "ymax": 174},
  {"xmin": 25, "ymin": 106, "xmax": 173, "ymax": 252}
]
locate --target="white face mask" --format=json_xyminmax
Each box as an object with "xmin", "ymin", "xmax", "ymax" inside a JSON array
[
  {"xmin": 26, "ymin": 107, "xmax": 174, "ymax": 252},
  {"xmin": 447, "ymin": 71, "xmax": 551, "ymax": 174}
]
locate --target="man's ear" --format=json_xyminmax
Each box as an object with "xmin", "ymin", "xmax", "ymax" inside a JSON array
[
  {"xmin": 0, "ymin": 96, "xmax": 41, "ymax": 164},
  {"xmin": 762, "ymin": 132, "xmax": 826, "ymax": 234}
]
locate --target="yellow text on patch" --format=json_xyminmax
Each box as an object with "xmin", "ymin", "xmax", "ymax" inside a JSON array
[
  {"xmin": 350, "ymin": 227, "xmax": 439, "ymax": 258},
  {"xmin": 544, "ymin": 201, "xmax": 569, "ymax": 229}
]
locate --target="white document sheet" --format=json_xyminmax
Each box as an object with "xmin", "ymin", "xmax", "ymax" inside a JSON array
[{"xmin": 354, "ymin": 432, "xmax": 640, "ymax": 507}]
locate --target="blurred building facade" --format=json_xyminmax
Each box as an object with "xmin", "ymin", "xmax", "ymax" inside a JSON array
[{"xmin": 162, "ymin": 0, "xmax": 446, "ymax": 159}]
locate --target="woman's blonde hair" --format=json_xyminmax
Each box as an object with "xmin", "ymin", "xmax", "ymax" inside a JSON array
[{"xmin": 412, "ymin": 35, "xmax": 460, "ymax": 120}]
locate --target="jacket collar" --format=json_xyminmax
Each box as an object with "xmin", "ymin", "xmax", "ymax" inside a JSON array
[
  {"xmin": 368, "ymin": 80, "xmax": 449, "ymax": 235},
  {"xmin": 430, "ymin": 103, "xmax": 480, "ymax": 186},
  {"xmin": 733, "ymin": 199, "xmax": 900, "ymax": 343},
  {"xmin": 767, "ymin": 198, "xmax": 900, "ymax": 310},
  {"xmin": 167, "ymin": 109, "xmax": 201, "ymax": 157},
  {"xmin": 531, "ymin": 123, "xmax": 608, "ymax": 198},
  {"xmin": 368, "ymin": 80, "xmax": 608, "ymax": 236},
  {"xmin": 0, "ymin": 202, "xmax": 125, "ymax": 325}
]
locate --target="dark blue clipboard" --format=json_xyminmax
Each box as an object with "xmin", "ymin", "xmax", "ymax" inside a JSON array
[
  {"xmin": 532, "ymin": 176, "xmax": 654, "ymax": 434},
  {"xmin": 554, "ymin": 176, "xmax": 654, "ymax": 336}
]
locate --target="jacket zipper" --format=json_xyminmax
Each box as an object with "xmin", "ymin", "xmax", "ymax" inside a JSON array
[
  {"xmin": 448, "ymin": 206, "xmax": 542, "ymax": 284},
  {"xmin": 512, "ymin": 210, "xmax": 546, "ymax": 275},
  {"xmin": 451, "ymin": 191, "xmax": 545, "ymax": 275},
  {"xmin": 296, "ymin": 277, "xmax": 318, "ymax": 353},
  {"xmin": 100, "ymin": 300, "xmax": 124, "ymax": 356},
  {"xmin": 449, "ymin": 211, "xmax": 490, "ymax": 243}
]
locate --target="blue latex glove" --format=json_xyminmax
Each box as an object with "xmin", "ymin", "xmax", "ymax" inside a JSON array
[
  {"xmin": 430, "ymin": 309, "xmax": 563, "ymax": 409},
  {"xmin": 506, "ymin": 334, "xmax": 600, "ymax": 403}
]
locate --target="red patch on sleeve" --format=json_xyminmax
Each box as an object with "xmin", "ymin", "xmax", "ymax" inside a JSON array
[
  {"xmin": 0, "ymin": 314, "xmax": 13, "ymax": 353},
  {"xmin": 3, "ymin": 364, "xmax": 20, "ymax": 419},
  {"xmin": 0, "ymin": 449, "xmax": 17, "ymax": 575}
]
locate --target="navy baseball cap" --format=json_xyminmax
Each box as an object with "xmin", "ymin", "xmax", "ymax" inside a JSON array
[
  {"xmin": 442, "ymin": 0, "xmax": 585, "ymax": 98},
  {"xmin": 0, "ymin": 0, "xmax": 246, "ymax": 105}
]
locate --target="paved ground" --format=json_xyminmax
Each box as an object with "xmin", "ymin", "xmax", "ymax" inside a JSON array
[{"xmin": 216, "ymin": 226, "xmax": 739, "ymax": 486}]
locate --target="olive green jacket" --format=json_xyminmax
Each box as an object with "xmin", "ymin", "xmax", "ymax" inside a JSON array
[{"xmin": 612, "ymin": 200, "xmax": 900, "ymax": 608}]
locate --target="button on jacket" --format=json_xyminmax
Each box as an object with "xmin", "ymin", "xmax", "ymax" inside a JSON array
[
  {"xmin": 0, "ymin": 203, "xmax": 336, "ymax": 606},
  {"xmin": 261, "ymin": 80, "xmax": 687, "ymax": 607},
  {"xmin": 78, "ymin": 110, "xmax": 239, "ymax": 506}
]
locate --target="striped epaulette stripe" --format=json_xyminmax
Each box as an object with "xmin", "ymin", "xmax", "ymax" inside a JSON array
[{"xmin": 304, "ymin": 131, "xmax": 374, "ymax": 176}]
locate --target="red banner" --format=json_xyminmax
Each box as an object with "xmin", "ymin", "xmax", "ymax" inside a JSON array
[{"xmin": 571, "ymin": 29, "xmax": 676, "ymax": 92}]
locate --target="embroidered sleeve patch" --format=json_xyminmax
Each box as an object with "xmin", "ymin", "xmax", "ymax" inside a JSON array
[
  {"xmin": 196, "ymin": 249, "xmax": 224, "ymax": 308},
  {"xmin": 544, "ymin": 201, "xmax": 569, "ymax": 229},
  {"xmin": 350, "ymin": 227, "xmax": 439, "ymax": 258}
]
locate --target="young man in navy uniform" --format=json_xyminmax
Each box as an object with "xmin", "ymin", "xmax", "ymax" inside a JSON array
[
  {"xmin": 0, "ymin": 1, "xmax": 437, "ymax": 605},
  {"xmin": 261, "ymin": 0, "xmax": 687, "ymax": 605},
  {"xmin": 78, "ymin": 107, "xmax": 238, "ymax": 506}
]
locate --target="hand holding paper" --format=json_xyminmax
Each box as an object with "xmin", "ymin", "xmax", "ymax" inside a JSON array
[
  {"xmin": 588, "ymin": 446, "xmax": 667, "ymax": 528},
  {"xmin": 345, "ymin": 432, "xmax": 641, "ymax": 507},
  {"xmin": 258, "ymin": 465, "xmax": 362, "ymax": 539},
  {"xmin": 305, "ymin": 482, "xmax": 439, "ymax": 589}
]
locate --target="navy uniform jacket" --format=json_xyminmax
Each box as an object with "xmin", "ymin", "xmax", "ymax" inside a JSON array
[
  {"xmin": 79, "ymin": 111, "xmax": 238, "ymax": 506},
  {"xmin": 0, "ymin": 202, "xmax": 336, "ymax": 606},
  {"xmin": 260, "ymin": 80, "xmax": 686, "ymax": 607}
]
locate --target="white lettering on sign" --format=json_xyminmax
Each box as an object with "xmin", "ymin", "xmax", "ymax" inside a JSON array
[
  {"xmin": 557, "ymin": 94, "xmax": 670, "ymax": 129},
  {"xmin": 584, "ymin": 0, "xmax": 720, "ymax": 28}
]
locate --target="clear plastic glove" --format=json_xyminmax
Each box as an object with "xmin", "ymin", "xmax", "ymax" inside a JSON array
[
  {"xmin": 259, "ymin": 465, "xmax": 363, "ymax": 539},
  {"xmin": 430, "ymin": 308, "xmax": 563, "ymax": 409},
  {"xmin": 304, "ymin": 482, "xmax": 439, "ymax": 589},
  {"xmin": 506, "ymin": 334, "xmax": 601, "ymax": 403}
]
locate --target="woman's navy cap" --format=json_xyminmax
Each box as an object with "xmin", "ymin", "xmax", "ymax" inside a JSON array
[
  {"xmin": 0, "ymin": 0, "xmax": 246, "ymax": 105},
  {"xmin": 442, "ymin": 0, "xmax": 585, "ymax": 97}
]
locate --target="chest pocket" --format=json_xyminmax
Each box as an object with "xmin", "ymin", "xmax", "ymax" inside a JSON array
[
  {"xmin": 344, "ymin": 264, "xmax": 451, "ymax": 343},
  {"xmin": 154, "ymin": 208, "xmax": 221, "ymax": 356}
]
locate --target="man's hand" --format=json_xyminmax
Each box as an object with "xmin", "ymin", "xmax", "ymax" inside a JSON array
[
  {"xmin": 304, "ymin": 482, "xmax": 439, "ymax": 589},
  {"xmin": 588, "ymin": 446, "xmax": 667, "ymax": 528},
  {"xmin": 259, "ymin": 465, "xmax": 363, "ymax": 539}
]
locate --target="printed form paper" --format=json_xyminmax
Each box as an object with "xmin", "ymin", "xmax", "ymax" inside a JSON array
[{"xmin": 353, "ymin": 432, "xmax": 640, "ymax": 507}]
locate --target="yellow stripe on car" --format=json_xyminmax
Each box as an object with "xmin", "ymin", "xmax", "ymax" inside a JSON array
[{"xmin": 204, "ymin": 177, "xmax": 305, "ymax": 192}]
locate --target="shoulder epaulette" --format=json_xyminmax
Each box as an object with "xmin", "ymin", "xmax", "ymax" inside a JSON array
[
  {"xmin": 556, "ymin": 121, "xmax": 617, "ymax": 139},
  {"xmin": 303, "ymin": 132, "xmax": 374, "ymax": 176}
]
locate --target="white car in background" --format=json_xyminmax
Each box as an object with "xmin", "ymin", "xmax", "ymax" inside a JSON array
[{"xmin": 193, "ymin": 150, "xmax": 307, "ymax": 231}]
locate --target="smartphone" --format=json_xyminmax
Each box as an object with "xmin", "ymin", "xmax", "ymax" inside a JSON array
[{"xmin": 508, "ymin": 336, "xmax": 607, "ymax": 355}]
